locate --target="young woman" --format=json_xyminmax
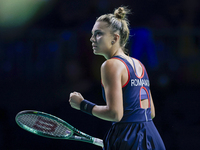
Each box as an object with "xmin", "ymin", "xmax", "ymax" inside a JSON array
[{"xmin": 69, "ymin": 6, "xmax": 166, "ymax": 150}]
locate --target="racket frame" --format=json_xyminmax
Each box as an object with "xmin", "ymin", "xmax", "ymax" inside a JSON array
[{"xmin": 15, "ymin": 110, "xmax": 103, "ymax": 147}]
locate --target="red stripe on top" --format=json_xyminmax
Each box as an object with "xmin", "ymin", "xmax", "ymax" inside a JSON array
[
  {"xmin": 101, "ymin": 80, "xmax": 104, "ymax": 87},
  {"xmin": 111, "ymin": 57, "xmax": 130, "ymax": 88}
]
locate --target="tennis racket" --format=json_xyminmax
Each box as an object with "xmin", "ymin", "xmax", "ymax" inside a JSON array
[{"xmin": 15, "ymin": 110, "xmax": 103, "ymax": 147}]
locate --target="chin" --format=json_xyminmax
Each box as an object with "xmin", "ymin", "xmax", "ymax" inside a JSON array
[
  {"xmin": 93, "ymin": 50, "xmax": 104, "ymax": 56},
  {"xmin": 93, "ymin": 50, "xmax": 101, "ymax": 55}
]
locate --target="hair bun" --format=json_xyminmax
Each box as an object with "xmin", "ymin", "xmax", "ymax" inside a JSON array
[{"xmin": 114, "ymin": 6, "xmax": 130, "ymax": 20}]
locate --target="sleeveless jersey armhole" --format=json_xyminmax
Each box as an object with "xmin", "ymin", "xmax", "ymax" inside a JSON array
[
  {"xmin": 142, "ymin": 63, "xmax": 149, "ymax": 79},
  {"xmin": 131, "ymin": 58, "xmax": 145, "ymax": 79},
  {"xmin": 140, "ymin": 87, "xmax": 151, "ymax": 108},
  {"xmin": 111, "ymin": 57, "xmax": 130, "ymax": 88}
]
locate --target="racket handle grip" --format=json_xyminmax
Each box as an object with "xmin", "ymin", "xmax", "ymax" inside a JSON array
[{"xmin": 93, "ymin": 138, "xmax": 104, "ymax": 147}]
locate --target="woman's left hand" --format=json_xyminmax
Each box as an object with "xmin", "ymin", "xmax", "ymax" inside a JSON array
[{"xmin": 69, "ymin": 92, "xmax": 84, "ymax": 110}]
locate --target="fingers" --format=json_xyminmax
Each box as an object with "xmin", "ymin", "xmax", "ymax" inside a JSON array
[
  {"xmin": 70, "ymin": 91, "xmax": 79, "ymax": 96},
  {"xmin": 69, "ymin": 92, "xmax": 82, "ymax": 110},
  {"xmin": 69, "ymin": 91, "xmax": 83, "ymax": 102},
  {"xmin": 69, "ymin": 91, "xmax": 82, "ymax": 98},
  {"xmin": 69, "ymin": 92, "xmax": 77, "ymax": 100},
  {"xmin": 69, "ymin": 91, "xmax": 83, "ymax": 109}
]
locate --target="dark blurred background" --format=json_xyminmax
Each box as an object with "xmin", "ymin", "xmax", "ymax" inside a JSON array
[{"xmin": 0, "ymin": 0, "xmax": 200, "ymax": 149}]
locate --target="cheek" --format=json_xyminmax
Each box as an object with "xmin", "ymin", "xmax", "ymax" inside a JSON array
[
  {"xmin": 98, "ymin": 37, "xmax": 110, "ymax": 47},
  {"xmin": 104, "ymin": 39, "xmax": 112, "ymax": 49},
  {"xmin": 96, "ymin": 38, "xmax": 104, "ymax": 49}
]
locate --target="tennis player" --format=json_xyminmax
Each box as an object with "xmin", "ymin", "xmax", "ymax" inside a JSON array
[{"xmin": 69, "ymin": 6, "xmax": 166, "ymax": 150}]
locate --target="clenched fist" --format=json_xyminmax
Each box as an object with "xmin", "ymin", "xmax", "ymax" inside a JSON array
[{"xmin": 69, "ymin": 92, "xmax": 84, "ymax": 110}]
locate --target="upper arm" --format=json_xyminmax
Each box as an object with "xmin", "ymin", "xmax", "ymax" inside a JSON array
[{"xmin": 101, "ymin": 59, "xmax": 125, "ymax": 121}]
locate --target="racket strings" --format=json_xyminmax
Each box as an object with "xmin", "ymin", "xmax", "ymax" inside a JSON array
[{"xmin": 17, "ymin": 114, "xmax": 72, "ymax": 138}]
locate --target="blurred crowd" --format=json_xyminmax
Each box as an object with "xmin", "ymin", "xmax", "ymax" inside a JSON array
[{"xmin": 0, "ymin": 0, "xmax": 200, "ymax": 149}]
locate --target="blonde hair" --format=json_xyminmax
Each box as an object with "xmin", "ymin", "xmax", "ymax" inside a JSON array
[{"xmin": 96, "ymin": 6, "xmax": 131, "ymax": 55}]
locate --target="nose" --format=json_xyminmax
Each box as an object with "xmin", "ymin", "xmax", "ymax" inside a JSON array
[{"xmin": 90, "ymin": 35, "xmax": 95, "ymax": 43}]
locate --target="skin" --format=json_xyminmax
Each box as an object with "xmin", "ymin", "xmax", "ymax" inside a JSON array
[{"xmin": 69, "ymin": 21, "xmax": 155, "ymax": 122}]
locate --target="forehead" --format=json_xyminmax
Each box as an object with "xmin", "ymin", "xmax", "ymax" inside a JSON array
[{"xmin": 91, "ymin": 21, "xmax": 110, "ymax": 33}]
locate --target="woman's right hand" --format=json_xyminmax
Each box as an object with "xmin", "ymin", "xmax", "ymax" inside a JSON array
[{"xmin": 69, "ymin": 92, "xmax": 84, "ymax": 110}]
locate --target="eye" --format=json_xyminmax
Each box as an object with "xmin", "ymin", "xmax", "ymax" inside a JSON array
[
  {"xmin": 96, "ymin": 31, "xmax": 101, "ymax": 35},
  {"xmin": 94, "ymin": 31, "xmax": 102, "ymax": 37}
]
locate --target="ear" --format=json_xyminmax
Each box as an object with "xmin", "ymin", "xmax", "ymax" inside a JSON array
[{"xmin": 113, "ymin": 33, "xmax": 120, "ymax": 43}]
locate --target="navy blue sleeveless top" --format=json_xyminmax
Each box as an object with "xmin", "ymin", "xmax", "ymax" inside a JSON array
[{"xmin": 101, "ymin": 55, "xmax": 152, "ymax": 123}]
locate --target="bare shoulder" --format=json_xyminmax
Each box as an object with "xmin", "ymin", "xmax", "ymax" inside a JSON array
[
  {"xmin": 101, "ymin": 59, "xmax": 125, "ymax": 74},
  {"xmin": 101, "ymin": 59, "xmax": 126, "ymax": 85},
  {"xmin": 101, "ymin": 58, "xmax": 128, "ymax": 87}
]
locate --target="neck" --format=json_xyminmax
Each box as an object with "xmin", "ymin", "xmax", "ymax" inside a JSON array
[{"xmin": 104, "ymin": 47, "xmax": 126, "ymax": 60}]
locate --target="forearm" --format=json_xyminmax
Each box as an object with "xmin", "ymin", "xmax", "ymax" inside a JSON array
[{"xmin": 92, "ymin": 105, "xmax": 122, "ymax": 122}]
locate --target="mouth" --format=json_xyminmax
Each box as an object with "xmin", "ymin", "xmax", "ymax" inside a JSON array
[
  {"xmin": 92, "ymin": 44, "xmax": 97, "ymax": 47},
  {"xmin": 92, "ymin": 45, "xmax": 97, "ymax": 49}
]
